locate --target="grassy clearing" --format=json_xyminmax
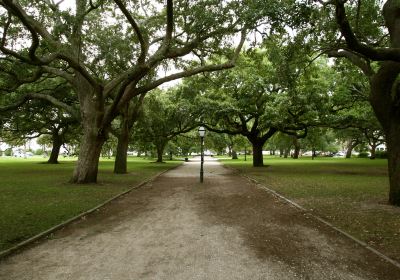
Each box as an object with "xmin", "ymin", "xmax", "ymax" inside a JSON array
[
  {"xmin": 219, "ymin": 156, "xmax": 400, "ymax": 262},
  {"xmin": 0, "ymin": 156, "xmax": 181, "ymax": 252}
]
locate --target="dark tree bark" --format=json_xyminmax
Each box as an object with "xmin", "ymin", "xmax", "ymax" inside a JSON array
[
  {"xmin": 114, "ymin": 123, "xmax": 130, "ymax": 174},
  {"xmin": 387, "ymin": 122, "xmax": 400, "ymax": 205},
  {"xmin": 312, "ymin": 148, "xmax": 316, "ymax": 160},
  {"xmin": 251, "ymin": 140, "xmax": 264, "ymax": 167},
  {"xmin": 370, "ymin": 144, "xmax": 377, "ymax": 160},
  {"xmin": 156, "ymin": 141, "xmax": 167, "ymax": 163},
  {"xmin": 71, "ymin": 86, "xmax": 108, "ymax": 183},
  {"xmin": 228, "ymin": 146, "xmax": 232, "ymax": 157},
  {"xmin": 232, "ymin": 150, "xmax": 238, "ymax": 159},
  {"xmin": 345, "ymin": 146, "xmax": 353, "ymax": 159},
  {"xmin": 114, "ymin": 95, "xmax": 145, "ymax": 174},
  {"xmin": 292, "ymin": 137, "xmax": 300, "ymax": 159},
  {"xmin": 284, "ymin": 147, "xmax": 290, "ymax": 158},
  {"xmin": 345, "ymin": 139, "xmax": 359, "ymax": 159},
  {"xmin": 47, "ymin": 132, "xmax": 63, "ymax": 164},
  {"xmin": 370, "ymin": 62, "xmax": 400, "ymax": 204},
  {"xmin": 279, "ymin": 148, "xmax": 284, "ymax": 157},
  {"xmin": 71, "ymin": 133, "xmax": 106, "ymax": 183}
]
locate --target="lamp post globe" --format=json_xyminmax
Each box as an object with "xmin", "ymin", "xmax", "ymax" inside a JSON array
[{"xmin": 198, "ymin": 126, "xmax": 206, "ymax": 137}]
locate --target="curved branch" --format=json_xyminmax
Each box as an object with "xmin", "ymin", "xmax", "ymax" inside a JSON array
[
  {"xmin": 334, "ymin": 0, "xmax": 400, "ymax": 61},
  {"xmin": 328, "ymin": 49, "xmax": 375, "ymax": 77},
  {"xmin": 41, "ymin": 66, "xmax": 76, "ymax": 85},
  {"xmin": 137, "ymin": 30, "xmax": 246, "ymax": 95},
  {"xmin": 0, "ymin": 95, "xmax": 30, "ymax": 111},
  {"xmin": 113, "ymin": 0, "xmax": 148, "ymax": 63},
  {"xmin": 28, "ymin": 93, "xmax": 79, "ymax": 119},
  {"xmin": 261, "ymin": 127, "xmax": 278, "ymax": 142}
]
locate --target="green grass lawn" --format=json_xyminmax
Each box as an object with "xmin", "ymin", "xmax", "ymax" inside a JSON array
[
  {"xmin": 219, "ymin": 156, "xmax": 400, "ymax": 262},
  {"xmin": 0, "ymin": 156, "xmax": 181, "ymax": 252}
]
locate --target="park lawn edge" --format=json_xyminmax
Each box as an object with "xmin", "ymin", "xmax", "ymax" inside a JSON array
[
  {"xmin": 221, "ymin": 162, "xmax": 400, "ymax": 271},
  {"xmin": 0, "ymin": 162, "xmax": 182, "ymax": 260}
]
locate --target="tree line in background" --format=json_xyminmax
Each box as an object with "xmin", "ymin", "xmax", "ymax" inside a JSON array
[{"xmin": 0, "ymin": 0, "xmax": 399, "ymax": 205}]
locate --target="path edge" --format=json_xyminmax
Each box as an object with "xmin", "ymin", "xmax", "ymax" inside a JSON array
[
  {"xmin": 0, "ymin": 162, "xmax": 182, "ymax": 260},
  {"xmin": 223, "ymin": 164, "xmax": 400, "ymax": 270}
]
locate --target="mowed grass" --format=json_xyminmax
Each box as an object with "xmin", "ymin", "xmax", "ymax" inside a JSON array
[
  {"xmin": 219, "ymin": 156, "xmax": 400, "ymax": 262},
  {"xmin": 0, "ymin": 156, "xmax": 181, "ymax": 252}
]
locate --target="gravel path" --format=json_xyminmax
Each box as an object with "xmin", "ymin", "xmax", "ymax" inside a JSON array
[{"xmin": 0, "ymin": 157, "xmax": 399, "ymax": 280}]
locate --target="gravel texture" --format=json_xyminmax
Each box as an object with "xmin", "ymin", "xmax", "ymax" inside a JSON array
[{"xmin": 0, "ymin": 157, "xmax": 399, "ymax": 280}]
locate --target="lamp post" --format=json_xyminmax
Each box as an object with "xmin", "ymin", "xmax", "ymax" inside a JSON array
[{"xmin": 198, "ymin": 126, "xmax": 206, "ymax": 183}]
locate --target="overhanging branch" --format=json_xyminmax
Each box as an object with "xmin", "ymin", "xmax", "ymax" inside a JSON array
[{"xmin": 334, "ymin": 0, "xmax": 400, "ymax": 62}]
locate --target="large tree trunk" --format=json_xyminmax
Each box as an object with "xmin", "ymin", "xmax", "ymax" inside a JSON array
[
  {"xmin": 370, "ymin": 61, "xmax": 400, "ymax": 205},
  {"xmin": 71, "ymin": 83, "xmax": 107, "ymax": 183},
  {"xmin": 252, "ymin": 141, "xmax": 264, "ymax": 167},
  {"xmin": 246, "ymin": 129, "xmax": 276, "ymax": 167},
  {"xmin": 47, "ymin": 132, "xmax": 63, "ymax": 164},
  {"xmin": 114, "ymin": 114, "xmax": 130, "ymax": 174},
  {"xmin": 156, "ymin": 142, "xmax": 167, "ymax": 163},
  {"xmin": 114, "ymin": 128, "xmax": 130, "ymax": 174},
  {"xmin": 114, "ymin": 96, "xmax": 145, "ymax": 174},
  {"xmin": 71, "ymin": 132, "xmax": 106, "ymax": 183},
  {"xmin": 387, "ymin": 124, "xmax": 400, "ymax": 205}
]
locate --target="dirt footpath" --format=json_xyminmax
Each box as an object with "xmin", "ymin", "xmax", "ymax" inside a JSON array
[{"xmin": 0, "ymin": 158, "xmax": 399, "ymax": 280}]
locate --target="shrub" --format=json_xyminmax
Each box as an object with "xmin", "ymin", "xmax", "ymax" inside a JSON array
[
  {"xmin": 358, "ymin": 152, "xmax": 369, "ymax": 158},
  {"xmin": 4, "ymin": 148, "xmax": 12, "ymax": 156},
  {"xmin": 375, "ymin": 151, "xmax": 388, "ymax": 159},
  {"xmin": 34, "ymin": 149, "xmax": 44, "ymax": 155}
]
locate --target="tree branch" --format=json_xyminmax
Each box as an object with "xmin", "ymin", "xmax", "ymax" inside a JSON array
[
  {"xmin": 328, "ymin": 49, "xmax": 375, "ymax": 77},
  {"xmin": 113, "ymin": 0, "xmax": 148, "ymax": 63},
  {"xmin": 28, "ymin": 93, "xmax": 79, "ymax": 119},
  {"xmin": 165, "ymin": 0, "xmax": 174, "ymax": 43},
  {"xmin": 136, "ymin": 30, "xmax": 246, "ymax": 95},
  {"xmin": 41, "ymin": 66, "xmax": 76, "ymax": 85},
  {"xmin": 334, "ymin": 0, "xmax": 400, "ymax": 61}
]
